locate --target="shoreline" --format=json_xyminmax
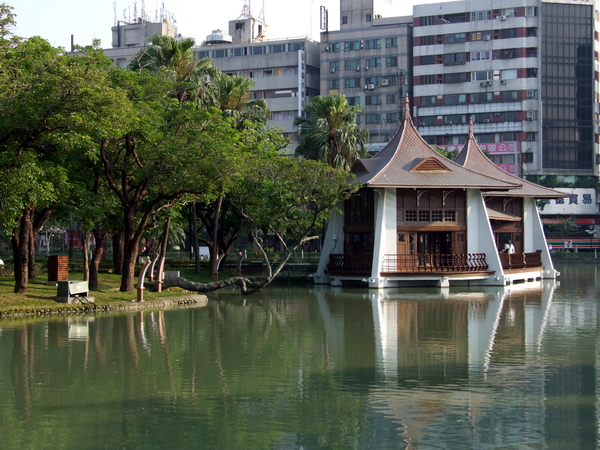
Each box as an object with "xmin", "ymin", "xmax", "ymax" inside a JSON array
[{"xmin": 0, "ymin": 294, "xmax": 209, "ymax": 320}]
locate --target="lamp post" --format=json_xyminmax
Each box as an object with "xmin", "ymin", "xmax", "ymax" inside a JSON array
[{"xmin": 585, "ymin": 229, "xmax": 596, "ymax": 255}]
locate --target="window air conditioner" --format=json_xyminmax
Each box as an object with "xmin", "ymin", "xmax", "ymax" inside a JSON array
[
  {"xmin": 500, "ymin": 80, "xmax": 507, "ymax": 85},
  {"xmin": 446, "ymin": 121, "xmax": 453, "ymax": 125},
  {"xmin": 330, "ymin": 68, "xmax": 336, "ymax": 73},
  {"xmin": 500, "ymin": 15, "xmax": 506, "ymax": 20},
  {"xmin": 419, "ymin": 122, "xmax": 426, "ymax": 126},
  {"xmin": 483, "ymin": 35, "xmax": 491, "ymax": 41},
  {"xmin": 368, "ymin": 84, "xmax": 375, "ymax": 89},
  {"xmin": 376, "ymin": 119, "xmax": 381, "ymax": 124},
  {"xmin": 363, "ymin": 85, "xmax": 369, "ymax": 89},
  {"xmin": 483, "ymin": 119, "xmax": 491, "ymax": 123},
  {"xmin": 381, "ymin": 79, "xmax": 389, "ymax": 86},
  {"xmin": 480, "ymin": 81, "xmax": 487, "ymax": 87},
  {"xmin": 356, "ymin": 67, "xmax": 361, "ymax": 71}
]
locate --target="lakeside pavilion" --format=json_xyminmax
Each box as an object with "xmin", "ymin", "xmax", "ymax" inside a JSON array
[{"xmin": 314, "ymin": 98, "xmax": 567, "ymax": 288}]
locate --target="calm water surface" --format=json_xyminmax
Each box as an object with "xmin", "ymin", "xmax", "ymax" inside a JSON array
[{"xmin": 0, "ymin": 262, "xmax": 598, "ymax": 449}]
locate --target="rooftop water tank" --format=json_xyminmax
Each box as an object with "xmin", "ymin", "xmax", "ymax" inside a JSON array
[{"xmin": 204, "ymin": 29, "xmax": 233, "ymax": 45}]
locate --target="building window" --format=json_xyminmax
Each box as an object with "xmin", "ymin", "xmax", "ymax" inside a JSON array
[
  {"xmin": 366, "ymin": 58, "xmax": 382, "ymax": 68},
  {"xmin": 444, "ymin": 211, "xmax": 456, "ymax": 222},
  {"xmin": 330, "ymin": 61, "xmax": 340, "ymax": 72},
  {"xmin": 365, "ymin": 95, "xmax": 382, "ymax": 105},
  {"xmin": 471, "ymin": 10, "xmax": 492, "ymax": 21},
  {"xmin": 526, "ymin": 132, "xmax": 537, "ymax": 142},
  {"xmin": 421, "ymin": 96, "xmax": 436, "ymax": 106},
  {"xmin": 420, "ymin": 75, "xmax": 436, "ymax": 85},
  {"xmin": 471, "ymin": 51, "xmax": 491, "ymax": 61},
  {"xmin": 365, "ymin": 114, "xmax": 382, "ymax": 124},
  {"xmin": 386, "ymin": 93, "xmax": 398, "ymax": 104},
  {"xmin": 420, "ymin": 16, "xmax": 437, "ymax": 26},
  {"xmin": 527, "ymin": 27, "xmax": 537, "ymax": 37},
  {"xmin": 345, "ymin": 59, "xmax": 361, "ymax": 70},
  {"xmin": 446, "ymin": 94, "xmax": 467, "ymax": 104},
  {"xmin": 347, "ymin": 96, "xmax": 360, "ymax": 106},
  {"xmin": 526, "ymin": 89, "xmax": 538, "ymax": 99},
  {"xmin": 473, "ymin": 113, "xmax": 492, "ymax": 123},
  {"xmin": 326, "ymin": 43, "xmax": 340, "ymax": 52},
  {"xmin": 527, "ymin": 68, "xmax": 538, "ymax": 77},
  {"xmin": 472, "ymin": 70, "xmax": 492, "ymax": 81},
  {"xmin": 420, "ymin": 55, "xmax": 436, "ymax": 65},
  {"xmin": 527, "ymin": 48, "xmax": 538, "ymax": 57},
  {"xmin": 501, "ymin": 48, "xmax": 518, "ymax": 59},
  {"xmin": 386, "ymin": 57, "xmax": 398, "ymax": 67},
  {"xmin": 344, "ymin": 78, "xmax": 360, "ymax": 88},
  {"xmin": 445, "ymin": 33, "xmax": 467, "ymax": 43},
  {"xmin": 445, "ymin": 72, "xmax": 468, "ymax": 83},
  {"xmin": 386, "ymin": 113, "xmax": 398, "ymax": 123},
  {"xmin": 522, "ymin": 153, "xmax": 534, "ymax": 163},
  {"xmin": 502, "ymin": 8, "xmax": 518, "ymax": 17},
  {"xmin": 420, "ymin": 35, "xmax": 435, "ymax": 45},
  {"xmin": 502, "ymin": 132, "xmax": 517, "ymax": 141},
  {"xmin": 386, "ymin": 37, "xmax": 398, "ymax": 48},
  {"xmin": 329, "ymin": 79, "xmax": 340, "ymax": 90},
  {"xmin": 444, "ymin": 53, "xmax": 467, "ymax": 64},
  {"xmin": 366, "ymin": 14, "xmax": 372, "ymax": 22},
  {"xmin": 445, "ymin": 114, "xmax": 467, "ymax": 125},
  {"xmin": 502, "ymin": 111, "xmax": 518, "ymax": 122},
  {"xmin": 342, "ymin": 16, "xmax": 348, "ymax": 24},
  {"xmin": 501, "ymin": 69, "xmax": 517, "ymax": 79},
  {"xmin": 419, "ymin": 211, "xmax": 430, "ymax": 222},
  {"xmin": 501, "ymin": 91, "xmax": 519, "ymax": 101},
  {"xmin": 405, "ymin": 210, "xmax": 417, "ymax": 221},
  {"xmin": 525, "ymin": 6, "xmax": 538, "ymax": 16},
  {"xmin": 365, "ymin": 39, "xmax": 381, "ymax": 49},
  {"xmin": 501, "ymin": 28, "xmax": 518, "ymax": 39},
  {"xmin": 472, "ymin": 92, "xmax": 493, "ymax": 103}
]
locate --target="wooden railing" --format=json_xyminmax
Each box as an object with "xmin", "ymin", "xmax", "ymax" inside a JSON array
[
  {"xmin": 499, "ymin": 251, "xmax": 542, "ymax": 270},
  {"xmin": 382, "ymin": 253, "xmax": 489, "ymax": 273}
]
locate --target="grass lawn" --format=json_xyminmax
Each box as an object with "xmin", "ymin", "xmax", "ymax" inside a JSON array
[{"xmin": 0, "ymin": 267, "xmax": 245, "ymax": 312}]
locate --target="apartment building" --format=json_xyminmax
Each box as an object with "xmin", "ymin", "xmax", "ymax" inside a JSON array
[
  {"xmin": 320, "ymin": 0, "xmax": 412, "ymax": 152},
  {"xmin": 412, "ymin": 0, "xmax": 600, "ymax": 180},
  {"xmin": 194, "ymin": 17, "xmax": 321, "ymax": 154}
]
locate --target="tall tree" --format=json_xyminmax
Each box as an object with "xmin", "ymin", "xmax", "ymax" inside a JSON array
[
  {"xmin": 129, "ymin": 35, "xmax": 217, "ymax": 103},
  {"xmin": 294, "ymin": 95, "xmax": 369, "ymax": 171},
  {"xmin": 0, "ymin": 37, "xmax": 130, "ymax": 293}
]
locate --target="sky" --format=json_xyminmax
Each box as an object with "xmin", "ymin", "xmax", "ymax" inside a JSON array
[{"xmin": 8, "ymin": 0, "xmax": 432, "ymax": 50}]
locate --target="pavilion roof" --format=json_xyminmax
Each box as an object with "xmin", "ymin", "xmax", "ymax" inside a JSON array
[{"xmin": 351, "ymin": 97, "xmax": 521, "ymax": 192}]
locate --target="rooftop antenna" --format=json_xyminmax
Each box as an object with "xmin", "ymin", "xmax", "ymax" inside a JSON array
[
  {"xmin": 113, "ymin": 1, "xmax": 117, "ymax": 26},
  {"xmin": 133, "ymin": 1, "xmax": 138, "ymax": 19},
  {"xmin": 238, "ymin": 0, "xmax": 252, "ymax": 19},
  {"xmin": 258, "ymin": 0, "xmax": 266, "ymax": 24}
]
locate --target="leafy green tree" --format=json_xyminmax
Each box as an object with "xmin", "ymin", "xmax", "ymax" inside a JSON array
[
  {"xmin": 155, "ymin": 157, "xmax": 359, "ymax": 294},
  {"xmin": 0, "ymin": 37, "xmax": 130, "ymax": 293},
  {"xmin": 294, "ymin": 95, "xmax": 369, "ymax": 171}
]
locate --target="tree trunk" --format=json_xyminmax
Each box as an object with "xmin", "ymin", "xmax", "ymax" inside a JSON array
[
  {"xmin": 81, "ymin": 227, "xmax": 90, "ymax": 282},
  {"xmin": 119, "ymin": 207, "xmax": 145, "ymax": 292},
  {"xmin": 210, "ymin": 195, "xmax": 223, "ymax": 282},
  {"xmin": 28, "ymin": 225, "xmax": 36, "ymax": 279},
  {"xmin": 14, "ymin": 207, "xmax": 33, "ymax": 294},
  {"xmin": 112, "ymin": 229, "xmax": 124, "ymax": 275},
  {"xmin": 155, "ymin": 217, "xmax": 170, "ymax": 293},
  {"xmin": 192, "ymin": 203, "xmax": 200, "ymax": 274},
  {"xmin": 89, "ymin": 229, "xmax": 107, "ymax": 292}
]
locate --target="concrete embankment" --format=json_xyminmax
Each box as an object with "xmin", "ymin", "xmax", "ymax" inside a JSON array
[{"xmin": 0, "ymin": 295, "xmax": 208, "ymax": 320}]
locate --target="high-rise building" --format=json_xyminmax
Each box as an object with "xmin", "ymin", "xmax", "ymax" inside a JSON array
[
  {"xmin": 320, "ymin": 0, "xmax": 412, "ymax": 152},
  {"xmin": 412, "ymin": 0, "xmax": 599, "ymax": 181},
  {"xmin": 194, "ymin": 16, "xmax": 320, "ymax": 155}
]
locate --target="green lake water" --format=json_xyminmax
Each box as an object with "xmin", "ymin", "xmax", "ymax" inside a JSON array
[{"xmin": 0, "ymin": 262, "xmax": 598, "ymax": 449}]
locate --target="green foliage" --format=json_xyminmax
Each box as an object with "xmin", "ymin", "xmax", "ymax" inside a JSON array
[
  {"xmin": 432, "ymin": 145, "xmax": 458, "ymax": 160},
  {"xmin": 294, "ymin": 94, "xmax": 369, "ymax": 170}
]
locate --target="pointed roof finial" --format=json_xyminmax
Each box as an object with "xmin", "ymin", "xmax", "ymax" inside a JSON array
[
  {"xmin": 404, "ymin": 94, "xmax": 410, "ymax": 121},
  {"xmin": 469, "ymin": 116, "xmax": 474, "ymax": 139}
]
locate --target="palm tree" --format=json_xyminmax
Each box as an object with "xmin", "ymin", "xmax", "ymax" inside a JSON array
[
  {"xmin": 206, "ymin": 73, "xmax": 270, "ymax": 129},
  {"xmin": 294, "ymin": 95, "xmax": 369, "ymax": 171},
  {"xmin": 130, "ymin": 35, "xmax": 218, "ymax": 103}
]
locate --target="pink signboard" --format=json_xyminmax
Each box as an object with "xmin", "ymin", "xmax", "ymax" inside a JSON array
[{"xmin": 437, "ymin": 142, "xmax": 520, "ymax": 176}]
